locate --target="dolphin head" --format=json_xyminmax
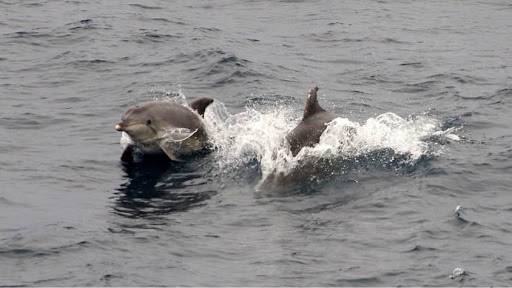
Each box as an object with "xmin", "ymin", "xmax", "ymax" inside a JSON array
[{"xmin": 115, "ymin": 105, "xmax": 159, "ymax": 144}]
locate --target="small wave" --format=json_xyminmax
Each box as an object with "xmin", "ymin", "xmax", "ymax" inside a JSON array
[
  {"xmin": 201, "ymin": 54, "xmax": 252, "ymax": 76},
  {"xmin": 454, "ymin": 87, "xmax": 512, "ymax": 104},
  {"xmin": 392, "ymin": 80, "xmax": 438, "ymax": 93},
  {"xmin": 66, "ymin": 19, "xmax": 96, "ymax": 31},
  {"xmin": 335, "ymin": 276, "xmax": 383, "ymax": 285},
  {"xmin": 400, "ymin": 62, "xmax": 423, "ymax": 68},
  {"xmin": 208, "ymin": 70, "xmax": 264, "ymax": 87},
  {"xmin": 340, "ymin": 37, "xmax": 367, "ymax": 43},
  {"xmin": 305, "ymin": 31, "xmax": 347, "ymax": 43},
  {"xmin": 181, "ymin": 49, "xmax": 265, "ymax": 87},
  {"xmin": 129, "ymin": 3, "xmax": 162, "ymax": 10},
  {"xmin": 138, "ymin": 49, "xmax": 231, "ymax": 68},
  {"xmin": 194, "ymin": 27, "xmax": 222, "ymax": 33},
  {"xmin": 303, "ymin": 57, "xmax": 364, "ymax": 65},
  {"xmin": 360, "ymin": 74, "xmax": 402, "ymax": 85},
  {"xmin": 124, "ymin": 29, "xmax": 182, "ymax": 44},
  {"xmin": 72, "ymin": 59, "xmax": 113, "ymax": 64},
  {"xmin": 0, "ymin": 240, "xmax": 90, "ymax": 258},
  {"xmin": 494, "ymin": 88, "xmax": 512, "ymax": 97},
  {"xmin": 68, "ymin": 59, "xmax": 116, "ymax": 71},
  {"xmin": 393, "ymin": 72, "xmax": 490, "ymax": 95},
  {"xmin": 381, "ymin": 37, "xmax": 410, "ymax": 44},
  {"xmin": 1, "ymin": 114, "xmax": 68, "ymax": 130},
  {"xmin": 143, "ymin": 32, "xmax": 178, "ymax": 40},
  {"xmin": 0, "ymin": 196, "xmax": 30, "ymax": 207},
  {"xmin": 0, "ymin": 248, "xmax": 58, "ymax": 258},
  {"xmin": 307, "ymin": 36, "xmax": 409, "ymax": 45},
  {"xmin": 4, "ymin": 26, "xmax": 99, "ymax": 47},
  {"xmin": 490, "ymin": 88, "xmax": 512, "ymax": 105},
  {"xmin": 143, "ymin": 17, "xmax": 187, "ymax": 25},
  {"xmin": 51, "ymin": 96, "xmax": 87, "ymax": 103},
  {"xmin": 405, "ymin": 244, "xmax": 438, "ymax": 252},
  {"xmin": 143, "ymin": 32, "xmax": 180, "ymax": 43},
  {"xmin": 427, "ymin": 72, "xmax": 488, "ymax": 84},
  {"xmin": 6, "ymin": 31, "xmax": 50, "ymax": 38}
]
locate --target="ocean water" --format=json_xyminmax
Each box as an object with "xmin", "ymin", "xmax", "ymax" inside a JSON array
[{"xmin": 1, "ymin": 0, "xmax": 512, "ymax": 286}]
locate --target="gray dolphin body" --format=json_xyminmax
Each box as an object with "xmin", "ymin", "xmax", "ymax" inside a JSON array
[
  {"xmin": 115, "ymin": 97, "xmax": 214, "ymax": 162},
  {"xmin": 286, "ymin": 86, "xmax": 336, "ymax": 156},
  {"xmin": 258, "ymin": 87, "xmax": 339, "ymax": 191}
]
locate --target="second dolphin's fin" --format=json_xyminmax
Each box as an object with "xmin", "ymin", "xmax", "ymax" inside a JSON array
[
  {"xmin": 302, "ymin": 86, "xmax": 325, "ymax": 120},
  {"xmin": 189, "ymin": 97, "xmax": 214, "ymax": 117}
]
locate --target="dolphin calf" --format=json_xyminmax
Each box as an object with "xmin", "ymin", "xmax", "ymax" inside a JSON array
[
  {"xmin": 115, "ymin": 97, "xmax": 214, "ymax": 162},
  {"xmin": 286, "ymin": 86, "xmax": 336, "ymax": 156}
]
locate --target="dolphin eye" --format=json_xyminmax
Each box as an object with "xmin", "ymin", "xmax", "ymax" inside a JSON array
[{"xmin": 146, "ymin": 119, "xmax": 152, "ymax": 125}]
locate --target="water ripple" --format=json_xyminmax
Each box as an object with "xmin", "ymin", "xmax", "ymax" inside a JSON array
[{"xmin": 129, "ymin": 3, "xmax": 162, "ymax": 10}]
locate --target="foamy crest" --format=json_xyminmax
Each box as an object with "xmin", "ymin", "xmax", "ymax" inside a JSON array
[{"xmin": 313, "ymin": 113, "xmax": 440, "ymax": 160}]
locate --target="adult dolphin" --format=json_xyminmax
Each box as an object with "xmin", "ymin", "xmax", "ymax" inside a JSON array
[
  {"xmin": 286, "ymin": 86, "xmax": 336, "ymax": 156},
  {"xmin": 258, "ymin": 86, "xmax": 339, "ymax": 191},
  {"xmin": 115, "ymin": 97, "xmax": 214, "ymax": 162}
]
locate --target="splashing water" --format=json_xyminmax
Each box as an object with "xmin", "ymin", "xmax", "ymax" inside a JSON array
[
  {"xmin": 203, "ymin": 102, "xmax": 459, "ymax": 185},
  {"xmin": 316, "ymin": 113, "xmax": 439, "ymax": 159},
  {"xmin": 149, "ymin": 85, "xmax": 188, "ymax": 105},
  {"xmin": 204, "ymin": 102, "xmax": 295, "ymax": 174}
]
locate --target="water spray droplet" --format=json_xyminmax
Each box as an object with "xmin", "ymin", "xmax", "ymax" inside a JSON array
[
  {"xmin": 454, "ymin": 205, "xmax": 463, "ymax": 217},
  {"xmin": 449, "ymin": 267, "xmax": 466, "ymax": 280}
]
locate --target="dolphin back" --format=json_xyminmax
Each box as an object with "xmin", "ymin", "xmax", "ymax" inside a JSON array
[{"xmin": 141, "ymin": 102, "xmax": 204, "ymax": 130}]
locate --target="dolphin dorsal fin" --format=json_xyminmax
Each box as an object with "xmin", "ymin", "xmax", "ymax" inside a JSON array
[
  {"xmin": 303, "ymin": 86, "xmax": 325, "ymax": 120},
  {"xmin": 189, "ymin": 97, "xmax": 214, "ymax": 117}
]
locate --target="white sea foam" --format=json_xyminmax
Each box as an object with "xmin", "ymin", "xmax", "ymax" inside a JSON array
[
  {"xmin": 120, "ymin": 131, "xmax": 134, "ymax": 151},
  {"xmin": 204, "ymin": 102, "xmax": 295, "ymax": 175},
  {"xmin": 203, "ymin": 102, "xmax": 459, "ymax": 183}
]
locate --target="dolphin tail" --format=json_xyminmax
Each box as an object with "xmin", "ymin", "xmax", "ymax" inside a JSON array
[{"xmin": 189, "ymin": 97, "xmax": 214, "ymax": 117}]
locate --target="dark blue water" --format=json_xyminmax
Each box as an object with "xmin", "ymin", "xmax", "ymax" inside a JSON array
[{"xmin": 1, "ymin": 0, "xmax": 512, "ymax": 286}]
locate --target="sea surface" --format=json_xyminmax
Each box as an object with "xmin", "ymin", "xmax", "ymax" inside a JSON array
[{"xmin": 1, "ymin": 0, "xmax": 512, "ymax": 286}]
